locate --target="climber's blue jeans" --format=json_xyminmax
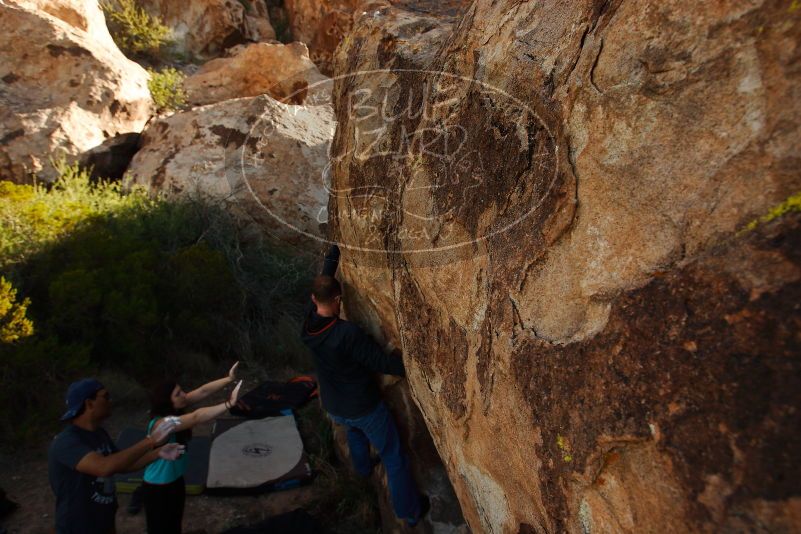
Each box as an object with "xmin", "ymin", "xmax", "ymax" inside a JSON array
[{"xmin": 331, "ymin": 401, "xmax": 421, "ymax": 522}]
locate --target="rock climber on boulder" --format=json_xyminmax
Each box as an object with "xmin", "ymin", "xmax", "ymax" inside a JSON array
[{"xmin": 301, "ymin": 244, "xmax": 429, "ymax": 527}]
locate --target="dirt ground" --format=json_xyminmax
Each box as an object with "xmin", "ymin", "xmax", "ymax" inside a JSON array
[
  {"xmin": 0, "ymin": 393, "xmax": 378, "ymax": 534},
  {"xmin": 1, "ymin": 457, "xmax": 319, "ymax": 534}
]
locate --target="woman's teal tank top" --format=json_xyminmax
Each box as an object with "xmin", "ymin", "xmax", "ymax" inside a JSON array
[{"xmin": 143, "ymin": 417, "xmax": 188, "ymax": 484}]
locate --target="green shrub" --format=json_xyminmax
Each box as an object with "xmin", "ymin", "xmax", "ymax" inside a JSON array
[
  {"xmin": 0, "ymin": 158, "xmax": 148, "ymax": 267},
  {"xmin": 147, "ymin": 67, "xmax": 187, "ymax": 113},
  {"xmin": 102, "ymin": 0, "xmax": 172, "ymax": 58},
  {"xmin": 0, "ymin": 160, "xmax": 314, "ymax": 447},
  {"xmin": 0, "ymin": 277, "xmax": 33, "ymax": 343}
]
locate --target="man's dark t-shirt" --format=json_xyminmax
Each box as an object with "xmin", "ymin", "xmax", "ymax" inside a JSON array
[{"xmin": 48, "ymin": 425, "xmax": 119, "ymax": 534}]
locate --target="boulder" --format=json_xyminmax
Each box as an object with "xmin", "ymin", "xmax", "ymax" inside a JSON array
[
  {"xmin": 241, "ymin": 0, "xmax": 277, "ymax": 43},
  {"xmin": 329, "ymin": 1, "xmax": 801, "ymax": 533},
  {"xmin": 17, "ymin": 0, "xmax": 109, "ymax": 32},
  {"xmin": 184, "ymin": 42, "xmax": 331, "ymax": 106},
  {"xmin": 284, "ymin": 0, "xmax": 467, "ymax": 75},
  {"xmin": 126, "ymin": 95, "xmax": 334, "ymax": 246},
  {"xmin": 137, "ymin": 0, "xmax": 274, "ymax": 58},
  {"xmin": 0, "ymin": 0, "xmax": 152, "ymax": 183},
  {"xmin": 283, "ymin": 0, "xmax": 362, "ymax": 75},
  {"xmin": 244, "ymin": 14, "xmax": 276, "ymax": 44}
]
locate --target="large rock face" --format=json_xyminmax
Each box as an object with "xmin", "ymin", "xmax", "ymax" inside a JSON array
[
  {"xmin": 0, "ymin": 0, "xmax": 152, "ymax": 183},
  {"xmin": 137, "ymin": 0, "xmax": 275, "ymax": 58},
  {"xmin": 284, "ymin": 0, "xmax": 466, "ymax": 75},
  {"xmin": 126, "ymin": 95, "xmax": 334, "ymax": 246},
  {"xmin": 329, "ymin": 1, "xmax": 801, "ymax": 532},
  {"xmin": 184, "ymin": 42, "xmax": 331, "ymax": 106}
]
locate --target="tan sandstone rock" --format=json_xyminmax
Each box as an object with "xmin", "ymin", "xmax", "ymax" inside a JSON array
[
  {"xmin": 184, "ymin": 42, "xmax": 331, "ymax": 106},
  {"xmin": 240, "ymin": 0, "xmax": 276, "ymax": 43},
  {"xmin": 19, "ymin": 0, "xmax": 107, "ymax": 31},
  {"xmin": 284, "ymin": 0, "xmax": 467, "ymax": 75},
  {"xmin": 328, "ymin": 1, "xmax": 801, "ymax": 533},
  {"xmin": 283, "ymin": 0, "xmax": 362, "ymax": 75},
  {"xmin": 137, "ymin": 0, "xmax": 274, "ymax": 58},
  {"xmin": 126, "ymin": 95, "xmax": 334, "ymax": 246},
  {"xmin": 0, "ymin": 0, "xmax": 152, "ymax": 183},
  {"xmin": 244, "ymin": 14, "xmax": 276, "ymax": 43}
]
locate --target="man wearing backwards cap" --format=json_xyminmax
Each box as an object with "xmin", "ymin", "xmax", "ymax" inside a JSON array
[{"xmin": 48, "ymin": 378, "xmax": 183, "ymax": 534}]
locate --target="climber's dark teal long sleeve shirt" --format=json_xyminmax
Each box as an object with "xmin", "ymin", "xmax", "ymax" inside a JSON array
[{"xmin": 301, "ymin": 245, "xmax": 404, "ymax": 418}]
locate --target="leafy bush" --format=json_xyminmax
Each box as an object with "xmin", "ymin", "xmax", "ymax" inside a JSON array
[
  {"xmin": 0, "ymin": 277, "xmax": 33, "ymax": 343},
  {"xmin": 0, "ymin": 161, "xmax": 314, "ymax": 446},
  {"xmin": 102, "ymin": 0, "xmax": 172, "ymax": 58},
  {"xmin": 147, "ymin": 67, "xmax": 187, "ymax": 113},
  {"xmin": 0, "ymin": 159, "xmax": 147, "ymax": 267}
]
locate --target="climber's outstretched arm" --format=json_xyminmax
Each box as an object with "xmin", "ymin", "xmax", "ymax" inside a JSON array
[{"xmin": 321, "ymin": 244, "xmax": 340, "ymax": 277}]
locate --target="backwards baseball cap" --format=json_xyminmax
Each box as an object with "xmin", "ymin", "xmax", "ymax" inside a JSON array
[{"xmin": 60, "ymin": 378, "xmax": 105, "ymax": 421}]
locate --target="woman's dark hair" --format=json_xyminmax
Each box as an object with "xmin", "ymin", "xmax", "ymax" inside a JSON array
[{"xmin": 150, "ymin": 379, "xmax": 191, "ymax": 444}]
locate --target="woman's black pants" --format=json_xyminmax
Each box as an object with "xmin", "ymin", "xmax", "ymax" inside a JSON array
[{"xmin": 142, "ymin": 476, "xmax": 185, "ymax": 534}]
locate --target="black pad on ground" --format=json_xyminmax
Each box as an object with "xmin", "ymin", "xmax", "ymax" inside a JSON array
[{"xmin": 229, "ymin": 376, "xmax": 317, "ymax": 419}]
